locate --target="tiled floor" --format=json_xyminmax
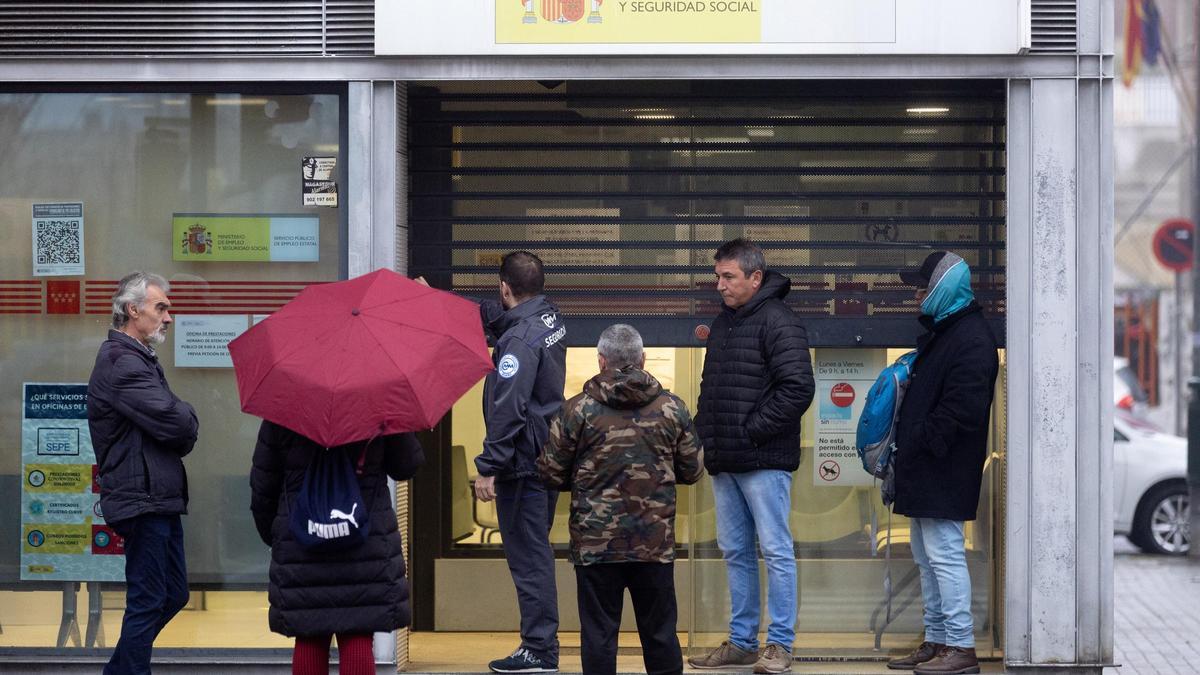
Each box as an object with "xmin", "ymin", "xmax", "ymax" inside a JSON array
[
  {"xmin": 1107, "ymin": 537, "xmax": 1200, "ymax": 675},
  {"xmin": 406, "ymin": 632, "xmax": 1004, "ymax": 674}
]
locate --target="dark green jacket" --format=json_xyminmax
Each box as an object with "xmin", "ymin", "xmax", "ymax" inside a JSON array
[{"xmin": 539, "ymin": 366, "xmax": 704, "ymax": 565}]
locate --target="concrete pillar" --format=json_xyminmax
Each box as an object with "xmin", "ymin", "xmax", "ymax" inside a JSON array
[
  {"xmin": 348, "ymin": 80, "xmax": 399, "ymax": 277},
  {"xmin": 1004, "ymin": 3, "xmax": 1114, "ymax": 672},
  {"xmin": 347, "ymin": 79, "xmax": 403, "ymax": 667}
]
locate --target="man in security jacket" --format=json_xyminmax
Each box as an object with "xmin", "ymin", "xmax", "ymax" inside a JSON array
[
  {"xmin": 87, "ymin": 272, "xmax": 199, "ymax": 675},
  {"xmin": 690, "ymin": 239, "xmax": 814, "ymax": 674},
  {"xmin": 474, "ymin": 250, "xmax": 567, "ymax": 674},
  {"xmin": 887, "ymin": 251, "xmax": 998, "ymax": 675}
]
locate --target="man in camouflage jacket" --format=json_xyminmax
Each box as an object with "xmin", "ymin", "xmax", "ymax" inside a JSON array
[{"xmin": 539, "ymin": 324, "xmax": 703, "ymax": 675}]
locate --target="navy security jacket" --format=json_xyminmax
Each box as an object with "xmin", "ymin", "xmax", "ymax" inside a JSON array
[
  {"xmin": 696, "ymin": 271, "xmax": 815, "ymax": 474},
  {"xmin": 475, "ymin": 295, "xmax": 567, "ymax": 481},
  {"xmin": 87, "ymin": 330, "xmax": 199, "ymax": 524}
]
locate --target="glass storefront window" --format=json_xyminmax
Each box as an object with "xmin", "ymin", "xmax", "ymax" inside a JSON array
[
  {"xmin": 440, "ymin": 344, "xmax": 1004, "ymax": 658},
  {"xmin": 689, "ymin": 349, "xmax": 1005, "ymax": 658},
  {"xmin": 448, "ymin": 346, "xmax": 702, "ymax": 551},
  {"xmin": 0, "ymin": 87, "xmax": 345, "ymax": 654}
]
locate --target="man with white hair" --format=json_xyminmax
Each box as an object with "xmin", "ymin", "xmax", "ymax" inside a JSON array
[
  {"xmin": 539, "ymin": 324, "xmax": 703, "ymax": 675},
  {"xmin": 87, "ymin": 271, "xmax": 199, "ymax": 675}
]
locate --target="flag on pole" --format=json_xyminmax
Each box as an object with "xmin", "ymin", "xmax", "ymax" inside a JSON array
[
  {"xmin": 1123, "ymin": 0, "xmax": 1144, "ymax": 87},
  {"xmin": 1123, "ymin": 0, "xmax": 1162, "ymax": 88},
  {"xmin": 1142, "ymin": 0, "xmax": 1161, "ymax": 67}
]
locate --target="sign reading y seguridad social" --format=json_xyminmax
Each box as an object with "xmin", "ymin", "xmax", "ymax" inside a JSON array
[
  {"xmin": 812, "ymin": 349, "xmax": 885, "ymax": 487},
  {"xmin": 21, "ymin": 383, "xmax": 125, "ymax": 582},
  {"xmin": 173, "ymin": 214, "xmax": 319, "ymax": 262},
  {"xmin": 376, "ymin": 0, "xmax": 1028, "ymax": 55}
]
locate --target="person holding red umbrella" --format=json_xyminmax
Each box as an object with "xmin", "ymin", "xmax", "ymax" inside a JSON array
[
  {"xmin": 474, "ymin": 251, "xmax": 567, "ymax": 674},
  {"xmin": 250, "ymin": 423, "xmax": 424, "ymax": 675},
  {"xmin": 230, "ymin": 268, "xmax": 492, "ymax": 675}
]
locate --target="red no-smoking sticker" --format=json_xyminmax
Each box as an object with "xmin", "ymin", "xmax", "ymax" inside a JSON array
[{"xmin": 830, "ymin": 382, "xmax": 856, "ymax": 408}]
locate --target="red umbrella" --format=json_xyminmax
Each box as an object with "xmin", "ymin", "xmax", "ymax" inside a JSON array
[{"xmin": 228, "ymin": 268, "xmax": 493, "ymax": 447}]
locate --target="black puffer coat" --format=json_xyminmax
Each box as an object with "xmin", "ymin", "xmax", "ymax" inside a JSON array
[
  {"xmin": 893, "ymin": 303, "xmax": 999, "ymax": 521},
  {"xmin": 696, "ymin": 271, "xmax": 815, "ymax": 474},
  {"xmin": 249, "ymin": 421, "xmax": 424, "ymax": 637}
]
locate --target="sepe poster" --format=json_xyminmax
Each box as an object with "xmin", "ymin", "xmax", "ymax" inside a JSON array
[
  {"xmin": 21, "ymin": 383, "xmax": 125, "ymax": 581},
  {"xmin": 812, "ymin": 349, "xmax": 886, "ymax": 487},
  {"xmin": 32, "ymin": 202, "xmax": 85, "ymax": 277}
]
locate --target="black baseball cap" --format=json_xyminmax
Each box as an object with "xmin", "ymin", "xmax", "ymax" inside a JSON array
[{"xmin": 899, "ymin": 251, "xmax": 949, "ymax": 288}]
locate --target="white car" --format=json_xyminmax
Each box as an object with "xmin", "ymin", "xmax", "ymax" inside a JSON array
[
  {"xmin": 1114, "ymin": 414, "xmax": 1191, "ymax": 555},
  {"xmin": 1114, "ymin": 356, "xmax": 1150, "ymax": 419}
]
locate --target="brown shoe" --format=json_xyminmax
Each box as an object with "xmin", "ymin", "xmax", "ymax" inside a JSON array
[
  {"xmin": 688, "ymin": 640, "xmax": 758, "ymax": 669},
  {"xmin": 914, "ymin": 646, "xmax": 979, "ymax": 675},
  {"xmin": 753, "ymin": 643, "xmax": 792, "ymax": 673},
  {"xmin": 887, "ymin": 641, "xmax": 945, "ymax": 670}
]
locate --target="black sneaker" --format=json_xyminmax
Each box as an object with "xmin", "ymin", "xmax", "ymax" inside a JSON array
[{"xmin": 488, "ymin": 647, "xmax": 558, "ymax": 673}]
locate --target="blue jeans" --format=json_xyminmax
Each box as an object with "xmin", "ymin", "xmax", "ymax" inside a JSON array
[
  {"xmin": 105, "ymin": 513, "xmax": 189, "ymax": 675},
  {"xmin": 711, "ymin": 470, "xmax": 796, "ymax": 651},
  {"xmin": 910, "ymin": 518, "xmax": 973, "ymax": 648}
]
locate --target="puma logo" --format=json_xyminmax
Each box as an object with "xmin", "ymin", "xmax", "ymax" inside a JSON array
[{"xmin": 329, "ymin": 503, "xmax": 358, "ymax": 529}]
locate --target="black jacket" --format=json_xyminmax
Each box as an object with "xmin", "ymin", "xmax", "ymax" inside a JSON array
[
  {"xmin": 475, "ymin": 295, "xmax": 567, "ymax": 481},
  {"xmin": 893, "ymin": 302, "xmax": 999, "ymax": 521},
  {"xmin": 87, "ymin": 330, "xmax": 199, "ymax": 525},
  {"xmin": 249, "ymin": 421, "xmax": 425, "ymax": 637},
  {"xmin": 696, "ymin": 272, "xmax": 815, "ymax": 474}
]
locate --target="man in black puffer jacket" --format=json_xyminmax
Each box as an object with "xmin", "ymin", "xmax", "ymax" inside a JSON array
[
  {"xmin": 887, "ymin": 251, "xmax": 998, "ymax": 675},
  {"xmin": 690, "ymin": 239, "xmax": 814, "ymax": 674},
  {"xmin": 87, "ymin": 272, "xmax": 199, "ymax": 675}
]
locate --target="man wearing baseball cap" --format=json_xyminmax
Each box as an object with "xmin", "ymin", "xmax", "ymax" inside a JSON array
[{"xmin": 888, "ymin": 251, "xmax": 998, "ymax": 675}]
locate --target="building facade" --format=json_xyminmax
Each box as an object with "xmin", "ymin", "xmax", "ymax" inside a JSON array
[{"xmin": 0, "ymin": 1, "xmax": 1113, "ymax": 672}]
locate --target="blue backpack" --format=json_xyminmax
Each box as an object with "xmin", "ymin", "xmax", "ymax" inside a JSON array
[
  {"xmin": 855, "ymin": 349, "xmax": 918, "ymax": 631},
  {"xmin": 289, "ymin": 446, "xmax": 371, "ymax": 552},
  {"xmin": 855, "ymin": 350, "xmax": 917, "ymax": 506}
]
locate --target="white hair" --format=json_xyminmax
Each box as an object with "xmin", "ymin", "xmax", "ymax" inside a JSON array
[
  {"xmin": 111, "ymin": 272, "xmax": 169, "ymax": 329},
  {"xmin": 597, "ymin": 324, "xmax": 643, "ymax": 369}
]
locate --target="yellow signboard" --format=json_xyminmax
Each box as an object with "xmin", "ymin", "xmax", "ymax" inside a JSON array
[
  {"xmin": 172, "ymin": 214, "xmax": 319, "ymax": 263},
  {"xmin": 24, "ymin": 522, "xmax": 92, "ymax": 555},
  {"xmin": 497, "ymin": 0, "xmax": 761, "ymax": 44},
  {"xmin": 24, "ymin": 463, "xmax": 91, "ymax": 493}
]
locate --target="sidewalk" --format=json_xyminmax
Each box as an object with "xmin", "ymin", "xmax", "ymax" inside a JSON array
[{"xmin": 1110, "ymin": 537, "xmax": 1200, "ymax": 675}]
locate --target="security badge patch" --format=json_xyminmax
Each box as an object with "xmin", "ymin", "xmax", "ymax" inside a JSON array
[{"xmin": 498, "ymin": 354, "xmax": 520, "ymax": 379}]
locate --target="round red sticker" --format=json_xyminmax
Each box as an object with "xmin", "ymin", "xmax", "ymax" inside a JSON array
[{"xmin": 830, "ymin": 382, "xmax": 855, "ymax": 408}]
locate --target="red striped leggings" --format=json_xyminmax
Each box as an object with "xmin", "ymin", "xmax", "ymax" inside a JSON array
[{"xmin": 292, "ymin": 633, "xmax": 375, "ymax": 675}]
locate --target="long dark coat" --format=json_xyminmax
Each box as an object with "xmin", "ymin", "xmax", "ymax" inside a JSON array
[
  {"xmin": 249, "ymin": 420, "xmax": 424, "ymax": 637},
  {"xmin": 893, "ymin": 302, "xmax": 999, "ymax": 521}
]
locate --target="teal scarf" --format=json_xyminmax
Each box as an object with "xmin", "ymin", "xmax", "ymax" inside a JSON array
[{"xmin": 920, "ymin": 258, "xmax": 975, "ymax": 323}]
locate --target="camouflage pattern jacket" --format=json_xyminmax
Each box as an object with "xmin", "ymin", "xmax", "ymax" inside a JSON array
[{"xmin": 538, "ymin": 365, "xmax": 704, "ymax": 565}]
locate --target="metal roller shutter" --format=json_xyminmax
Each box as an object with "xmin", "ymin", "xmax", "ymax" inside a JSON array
[{"xmin": 408, "ymin": 80, "xmax": 1006, "ymax": 348}]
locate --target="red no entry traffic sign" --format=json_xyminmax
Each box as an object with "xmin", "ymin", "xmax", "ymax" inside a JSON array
[
  {"xmin": 830, "ymin": 382, "xmax": 856, "ymax": 408},
  {"xmin": 1153, "ymin": 218, "xmax": 1194, "ymax": 272}
]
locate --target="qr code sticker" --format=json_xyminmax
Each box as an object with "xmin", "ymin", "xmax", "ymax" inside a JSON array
[{"xmin": 36, "ymin": 220, "xmax": 82, "ymax": 265}]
